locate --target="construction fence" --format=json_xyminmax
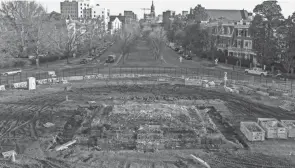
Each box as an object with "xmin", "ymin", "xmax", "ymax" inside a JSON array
[{"xmin": 0, "ymin": 66, "xmax": 293, "ymax": 93}]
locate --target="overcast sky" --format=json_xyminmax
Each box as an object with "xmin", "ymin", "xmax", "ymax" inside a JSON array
[{"xmin": 10, "ymin": 0, "xmax": 295, "ymax": 19}]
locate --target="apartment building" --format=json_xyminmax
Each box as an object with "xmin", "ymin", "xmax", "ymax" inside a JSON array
[
  {"xmin": 124, "ymin": 11, "xmax": 136, "ymax": 24},
  {"xmin": 228, "ymin": 20, "xmax": 256, "ymax": 61},
  {"xmin": 61, "ymin": 0, "xmax": 110, "ymax": 31},
  {"xmin": 182, "ymin": 11, "xmax": 188, "ymax": 16},
  {"xmin": 77, "ymin": 0, "xmax": 96, "ymax": 18},
  {"xmin": 207, "ymin": 9, "xmax": 256, "ymax": 64},
  {"xmin": 162, "ymin": 10, "xmax": 175, "ymax": 30},
  {"xmin": 91, "ymin": 7, "xmax": 110, "ymax": 31},
  {"xmin": 60, "ymin": 0, "xmax": 79, "ymax": 19}
]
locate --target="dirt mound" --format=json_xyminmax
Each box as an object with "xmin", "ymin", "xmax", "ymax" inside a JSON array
[{"xmin": 23, "ymin": 141, "xmax": 45, "ymax": 160}]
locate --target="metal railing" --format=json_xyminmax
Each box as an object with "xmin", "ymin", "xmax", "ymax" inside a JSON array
[{"xmin": 0, "ymin": 66, "xmax": 293, "ymax": 92}]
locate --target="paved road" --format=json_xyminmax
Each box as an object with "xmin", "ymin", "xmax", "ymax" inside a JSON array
[
  {"xmin": 161, "ymin": 46, "xmax": 295, "ymax": 86},
  {"xmin": 0, "ymin": 41, "xmax": 119, "ymax": 84},
  {"xmin": 0, "ymin": 43, "xmax": 294, "ymax": 92}
]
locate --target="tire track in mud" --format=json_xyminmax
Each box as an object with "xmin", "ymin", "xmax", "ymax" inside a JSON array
[{"xmin": 189, "ymin": 88, "xmax": 294, "ymax": 120}]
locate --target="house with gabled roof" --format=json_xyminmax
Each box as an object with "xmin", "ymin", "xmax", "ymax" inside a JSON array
[
  {"xmin": 108, "ymin": 15, "xmax": 125, "ymax": 34},
  {"xmin": 206, "ymin": 9, "xmax": 249, "ymax": 22},
  {"xmin": 204, "ymin": 9, "xmax": 257, "ymax": 65}
]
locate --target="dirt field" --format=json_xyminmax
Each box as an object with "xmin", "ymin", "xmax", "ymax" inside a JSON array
[{"xmin": 1, "ymin": 82, "xmax": 295, "ymax": 168}]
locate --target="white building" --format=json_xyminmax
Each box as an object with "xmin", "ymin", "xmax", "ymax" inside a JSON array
[
  {"xmin": 92, "ymin": 7, "xmax": 110, "ymax": 31},
  {"xmin": 108, "ymin": 16, "xmax": 124, "ymax": 34},
  {"xmin": 77, "ymin": 0, "xmax": 94, "ymax": 18},
  {"xmin": 75, "ymin": 0, "xmax": 109, "ymax": 31}
]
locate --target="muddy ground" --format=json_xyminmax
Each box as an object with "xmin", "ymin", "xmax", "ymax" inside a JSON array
[{"xmin": 1, "ymin": 82, "xmax": 295, "ymax": 168}]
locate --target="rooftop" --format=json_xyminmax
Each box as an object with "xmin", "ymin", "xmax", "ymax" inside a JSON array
[{"xmin": 206, "ymin": 9, "xmax": 249, "ymax": 21}]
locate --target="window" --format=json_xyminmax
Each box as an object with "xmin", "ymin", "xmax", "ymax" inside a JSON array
[
  {"xmin": 81, "ymin": 11, "xmax": 82, "ymax": 13},
  {"xmin": 237, "ymin": 39, "xmax": 241, "ymax": 48},
  {"xmin": 94, "ymin": 11, "xmax": 96, "ymax": 13},
  {"xmin": 81, "ymin": 7, "xmax": 82, "ymax": 9},
  {"xmin": 238, "ymin": 29, "xmax": 242, "ymax": 36},
  {"xmin": 247, "ymin": 30, "xmax": 251, "ymax": 37},
  {"xmin": 245, "ymin": 41, "xmax": 248, "ymax": 47},
  {"xmin": 248, "ymin": 41, "xmax": 252, "ymax": 49},
  {"xmin": 94, "ymin": 15, "xmax": 96, "ymax": 17}
]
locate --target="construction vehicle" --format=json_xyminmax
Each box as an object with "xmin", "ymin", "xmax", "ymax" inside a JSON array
[{"xmin": 105, "ymin": 55, "xmax": 116, "ymax": 63}]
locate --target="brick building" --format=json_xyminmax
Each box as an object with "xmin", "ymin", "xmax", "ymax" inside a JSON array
[{"xmin": 205, "ymin": 9, "xmax": 256, "ymax": 64}]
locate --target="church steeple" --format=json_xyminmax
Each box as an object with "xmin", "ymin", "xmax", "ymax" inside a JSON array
[
  {"xmin": 151, "ymin": 1, "xmax": 155, "ymax": 12},
  {"xmin": 150, "ymin": 1, "xmax": 155, "ymax": 18}
]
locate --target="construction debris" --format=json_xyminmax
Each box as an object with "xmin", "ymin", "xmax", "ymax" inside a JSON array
[
  {"xmin": 279, "ymin": 100, "xmax": 295, "ymax": 112},
  {"xmin": 2, "ymin": 150, "xmax": 17, "ymax": 162},
  {"xmin": 240, "ymin": 122, "xmax": 265, "ymax": 141},
  {"xmin": 64, "ymin": 85, "xmax": 72, "ymax": 91},
  {"xmin": 224, "ymin": 86, "xmax": 233, "ymax": 93},
  {"xmin": 55, "ymin": 140, "xmax": 77, "ymax": 151},
  {"xmin": 280, "ymin": 120, "xmax": 295, "ymax": 138},
  {"xmin": 43, "ymin": 122, "xmax": 55, "ymax": 128},
  {"xmin": 60, "ymin": 79, "xmax": 68, "ymax": 84},
  {"xmin": 191, "ymin": 154, "xmax": 211, "ymax": 168},
  {"xmin": 88, "ymin": 101, "xmax": 96, "ymax": 104},
  {"xmin": 24, "ymin": 141, "xmax": 45, "ymax": 160},
  {"xmin": 208, "ymin": 81, "xmax": 215, "ymax": 87},
  {"xmin": 257, "ymin": 118, "xmax": 287, "ymax": 139}
]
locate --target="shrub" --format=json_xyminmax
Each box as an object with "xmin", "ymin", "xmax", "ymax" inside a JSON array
[
  {"xmin": 0, "ymin": 58, "xmax": 30, "ymax": 68},
  {"xmin": 13, "ymin": 59, "xmax": 30, "ymax": 67},
  {"xmin": 31, "ymin": 55, "xmax": 60, "ymax": 65},
  {"xmin": 227, "ymin": 56, "xmax": 239, "ymax": 65},
  {"xmin": 240, "ymin": 58, "xmax": 251, "ymax": 68},
  {"xmin": 217, "ymin": 51, "xmax": 226, "ymax": 63}
]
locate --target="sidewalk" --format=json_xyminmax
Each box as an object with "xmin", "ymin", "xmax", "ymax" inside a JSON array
[{"xmin": 215, "ymin": 63, "xmax": 246, "ymax": 73}]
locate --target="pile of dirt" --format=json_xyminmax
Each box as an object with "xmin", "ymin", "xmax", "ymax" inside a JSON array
[
  {"xmin": 279, "ymin": 100, "xmax": 295, "ymax": 112},
  {"xmin": 23, "ymin": 141, "xmax": 45, "ymax": 160}
]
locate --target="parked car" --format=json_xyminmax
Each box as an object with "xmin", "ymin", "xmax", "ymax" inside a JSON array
[
  {"xmin": 178, "ymin": 49, "xmax": 184, "ymax": 54},
  {"xmin": 1, "ymin": 68, "xmax": 22, "ymax": 76},
  {"xmin": 105, "ymin": 55, "xmax": 116, "ymax": 63},
  {"xmin": 273, "ymin": 72, "xmax": 295, "ymax": 81},
  {"xmin": 244, "ymin": 67, "xmax": 268, "ymax": 76},
  {"xmin": 182, "ymin": 54, "xmax": 192, "ymax": 60},
  {"xmin": 174, "ymin": 47, "xmax": 180, "ymax": 52},
  {"xmin": 80, "ymin": 57, "xmax": 93, "ymax": 64}
]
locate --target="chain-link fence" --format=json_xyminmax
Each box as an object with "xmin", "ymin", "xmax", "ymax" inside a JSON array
[{"xmin": 0, "ymin": 66, "xmax": 293, "ymax": 92}]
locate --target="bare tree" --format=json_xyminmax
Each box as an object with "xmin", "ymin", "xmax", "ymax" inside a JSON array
[
  {"xmin": 116, "ymin": 24, "xmax": 139, "ymax": 64},
  {"xmin": 0, "ymin": 1, "xmax": 47, "ymax": 60},
  {"xmin": 28, "ymin": 7, "xmax": 48, "ymax": 68},
  {"xmin": 148, "ymin": 27, "xmax": 167, "ymax": 63},
  {"xmin": 47, "ymin": 16, "xmax": 87, "ymax": 64},
  {"xmin": 84, "ymin": 18, "xmax": 106, "ymax": 57}
]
